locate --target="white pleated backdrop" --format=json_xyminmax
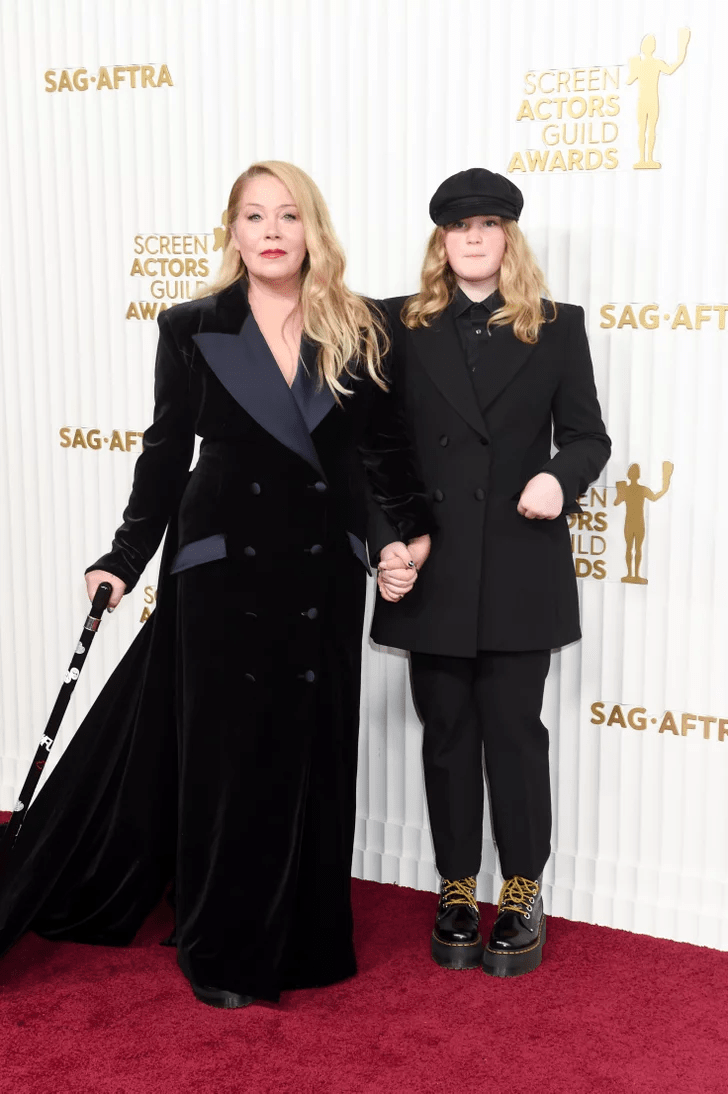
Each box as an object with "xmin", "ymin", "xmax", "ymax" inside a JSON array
[{"xmin": 1, "ymin": 0, "xmax": 727, "ymax": 948}]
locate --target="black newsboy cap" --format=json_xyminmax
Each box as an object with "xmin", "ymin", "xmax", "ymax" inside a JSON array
[{"xmin": 429, "ymin": 168, "xmax": 523, "ymax": 225}]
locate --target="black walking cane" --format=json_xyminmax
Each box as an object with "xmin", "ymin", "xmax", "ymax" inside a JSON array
[{"xmin": 0, "ymin": 582, "xmax": 113, "ymax": 872}]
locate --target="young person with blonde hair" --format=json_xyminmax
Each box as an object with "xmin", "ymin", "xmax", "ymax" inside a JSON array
[
  {"xmin": 373, "ymin": 168, "xmax": 610, "ymax": 977},
  {"xmin": 0, "ymin": 162, "xmax": 431, "ymax": 1007}
]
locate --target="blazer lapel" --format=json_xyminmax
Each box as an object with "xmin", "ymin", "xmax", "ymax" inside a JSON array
[
  {"xmin": 409, "ymin": 312, "xmax": 488, "ymax": 439},
  {"xmin": 476, "ymin": 322, "xmax": 537, "ymax": 410},
  {"xmin": 193, "ymin": 313, "xmax": 328, "ymax": 479},
  {"xmin": 291, "ymin": 337, "xmax": 336, "ymax": 435}
]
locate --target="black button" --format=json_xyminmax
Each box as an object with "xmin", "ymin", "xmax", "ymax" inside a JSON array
[
  {"xmin": 314, "ymin": 481, "xmax": 327, "ymax": 493},
  {"xmin": 250, "ymin": 482, "xmax": 261, "ymax": 495},
  {"xmin": 303, "ymin": 670, "xmax": 316, "ymax": 683},
  {"xmin": 474, "ymin": 488, "xmax": 485, "ymax": 501},
  {"xmin": 480, "ymin": 437, "xmax": 488, "ymax": 446},
  {"xmin": 302, "ymin": 608, "xmax": 319, "ymax": 620},
  {"xmin": 439, "ymin": 435, "xmax": 449, "ymax": 447},
  {"xmin": 243, "ymin": 546, "xmax": 256, "ymax": 557},
  {"xmin": 244, "ymin": 673, "xmax": 255, "ymax": 683},
  {"xmin": 433, "ymin": 489, "xmax": 444, "ymax": 503},
  {"xmin": 309, "ymin": 544, "xmax": 323, "ymax": 555},
  {"xmin": 245, "ymin": 611, "xmax": 257, "ymax": 619}
]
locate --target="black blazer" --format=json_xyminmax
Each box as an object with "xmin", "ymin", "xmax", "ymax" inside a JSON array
[
  {"xmin": 89, "ymin": 281, "xmax": 432, "ymax": 589},
  {"xmin": 370, "ymin": 297, "xmax": 611, "ymax": 656}
]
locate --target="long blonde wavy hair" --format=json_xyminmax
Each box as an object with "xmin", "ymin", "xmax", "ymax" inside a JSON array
[
  {"xmin": 402, "ymin": 218, "xmax": 555, "ymax": 344},
  {"xmin": 201, "ymin": 161, "xmax": 387, "ymax": 394}
]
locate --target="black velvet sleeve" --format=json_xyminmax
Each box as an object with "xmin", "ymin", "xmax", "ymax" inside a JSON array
[
  {"xmin": 541, "ymin": 306, "xmax": 611, "ymax": 507},
  {"xmin": 86, "ymin": 311, "xmax": 196, "ymax": 592},
  {"xmin": 357, "ymin": 318, "xmax": 434, "ymax": 559}
]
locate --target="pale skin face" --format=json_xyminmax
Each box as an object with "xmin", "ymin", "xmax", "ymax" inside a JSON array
[
  {"xmin": 230, "ymin": 174, "xmax": 307, "ymax": 291},
  {"xmin": 444, "ymin": 215, "xmax": 507, "ymax": 301}
]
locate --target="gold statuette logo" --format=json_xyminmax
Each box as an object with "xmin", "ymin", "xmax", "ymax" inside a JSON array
[
  {"xmin": 627, "ymin": 29, "xmax": 690, "ymax": 169},
  {"xmin": 614, "ymin": 461, "xmax": 673, "ymax": 584}
]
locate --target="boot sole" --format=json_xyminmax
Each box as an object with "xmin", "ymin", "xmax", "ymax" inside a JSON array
[
  {"xmin": 191, "ymin": 984, "xmax": 255, "ymax": 1009},
  {"xmin": 431, "ymin": 932, "xmax": 484, "ymax": 970},
  {"xmin": 481, "ymin": 916, "xmax": 547, "ymax": 978}
]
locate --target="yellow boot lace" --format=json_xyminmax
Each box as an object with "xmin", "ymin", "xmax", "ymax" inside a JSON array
[
  {"xmin": 497, "ymin": 876, "xmax": 539, "ymax": 918},
  {"xmin": 441, "ymin": 877, "xmax": 479, "ymax": 912}
]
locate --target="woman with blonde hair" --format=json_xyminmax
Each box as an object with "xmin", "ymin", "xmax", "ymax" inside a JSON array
[
  {"xmin": 0, "ymin": 162, "xmax": 431, "ymax": 1007},
  {"xmin": 373, "ymin": 168, "xmax": 609, "ymax": 978}
]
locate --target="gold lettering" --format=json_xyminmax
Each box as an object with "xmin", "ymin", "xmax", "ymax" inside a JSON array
[
  {"xmin": 157, "ymin": 64, "xmax": 173, "ymax": 87},
  {"xmin": 695, "ymin": 305, "xmax": 712, "ymax": 329},
  {"xmin": 714, "ymin": 305, "xmax": 728, "ymax": 330},
  {"xmin": 126, "ymin": 302, "xmax": 141, "ymax": 320},
  {"xmin": 73, "ymin": 69, "xmax": 88, "ymax": 91},
  {"xmin": 58, "ymin": 70, "xmax": 73, "ymax": 92},
  {"xmin": 129, "ymin": 258, "xmax": 145, "ymax": 276},
  {"xmin": 600, "ymin": 305, "xmax": 616, "ymax": 329},
  {"xmin": 639, "ymin": 304, "xmax": 659, "ymax": 329},
  {"xmin": 141, "ymin": 65, "xmax": 155, "ymax": 88},
  {"xmin": 617, "ymin": 305, "xmax": 638, "ymax": 329},
  {"xmin": 628, "ymin": 708, "xmax": 647, "ymax": 730},
  {"xmin": 44, "ymin": 70, "xmax": 57, "ymax": 92},
  {"xmin": 516, "ymin": 99, "xmax": 535, "ymax": 121},
  {"xmin": 524, "ymin": 72, "xmax": 537, "ymax": 94},
  {"xmin": 591, "ymin": 702, "xmax": 606, "ymax": 725},
  {"xmin": 606, "ymin": 705, "xmax": 627, "ymax": 728},
  {"xmin": 113, "ymin": 66, "xmax": 126, "ymax": 89},
  {"xmin": 672, "ymin": 304, "xmax": 693, "ymax": 330},
  {"xmin": 96, "ymin": 66, "xmax": 113, "ymax": 90},
  {"xmin": 548, "ymin": 150, "xmax": 567, "ymax": 171},
  {"xmin": 680, "ymin": 713, "xmax": 697, "ymax": 736},
  {"xmin": 127, "ymin": 64, "xmax": 140, "ymax": 88},
  {"xmin": 109, "ymin": 430, "xmax": 125, "ymax": 451},
  {"xmin": 698, "ymin": 715, "xmax": 717, "ymax": 740},
  {"xmin": 658, "ymin": 712, "xmax": 679, "ymax": 735},
  {"xmin": 59, "ymin": 427, "xmax": 71, "ymax": 447},
  {"xmin": 507, "ymin": 152, "xmax": 526, "ymax": 173}
]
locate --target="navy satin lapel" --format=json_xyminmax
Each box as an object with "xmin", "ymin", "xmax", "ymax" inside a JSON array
[
  {"xmin": 410, "ymin": 313, "xmax": 488, "ymax": 439},
  {"xmin": 292, "ymin": 338, "xmax": 336, "ymax": 434},
  {"xmin": 193, "ymin": 315, "xmax": 326, "ymax": 479}
]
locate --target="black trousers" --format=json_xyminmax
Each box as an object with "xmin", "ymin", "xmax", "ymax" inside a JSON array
[{"xmin": 410, "ymin": 649, "xmax": 552, "ymax": 882}]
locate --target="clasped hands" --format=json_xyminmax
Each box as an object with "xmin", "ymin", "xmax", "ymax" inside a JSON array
[{"xmin": 377, "ymin": 534, "xmax": 431, "ymax": 603}]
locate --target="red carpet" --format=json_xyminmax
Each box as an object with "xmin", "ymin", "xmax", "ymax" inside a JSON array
[{"xmin": 1, "ymin": 812, "xmax": 728, "ymax": 1093}]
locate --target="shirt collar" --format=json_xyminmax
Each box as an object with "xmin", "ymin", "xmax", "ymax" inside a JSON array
[{"xmin": 452, "ymin": 286, "xmax": 502, "ymax": 317}]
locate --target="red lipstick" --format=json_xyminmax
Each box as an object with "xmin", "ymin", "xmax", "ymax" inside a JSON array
[{"xmin": 260, "ymin": 249, "xmax": 286, "ymax": 258}]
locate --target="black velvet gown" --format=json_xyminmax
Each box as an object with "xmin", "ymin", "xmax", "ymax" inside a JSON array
[{"xmin": 0, "ymin": 282, "xmax": 430, "ymax": 1002}]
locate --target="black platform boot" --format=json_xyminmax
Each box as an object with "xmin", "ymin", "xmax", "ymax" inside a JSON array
[
  {"xmin": 482, "ymin": 874, "xmax": 545, "ymax": 978},
  {"xmin": 431, "ymin": 876, "xmax": 483, "ymax": 969}
]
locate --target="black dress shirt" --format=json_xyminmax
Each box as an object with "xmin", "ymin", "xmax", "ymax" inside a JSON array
[{"xmin": 450, "ymin": 287, "xmax": 502, "ymax": 409}]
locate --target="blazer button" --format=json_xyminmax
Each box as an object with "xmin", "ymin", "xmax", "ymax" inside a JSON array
[
  {"xmin": 299, "ymin": 670, "xmax": 316, "ymax": 683},
  {"xmin": 243, "ymin": 546, "xmax": 256, "ymax": 557},
  {"xmin": 480, "ymin": 437, "xmax": 488, "ymax": 446},
  {"xmin": 474, "ymin": 488, "xmax": 485, "ymax": 501},
  {"xmin": 314, "ymin": 481, "xmax": 327, "ymax": 493},
  {"xmin": 250, "ymin": 482, "xmax": 261, "ymax": 495},
  {"xmin": 302, "ymin": 608, "xmax": 319, "ymax": 619},
  {"xmin": 244, "ymin": 673, "xmax": 256, "ymax": 683},
  {"xmin": 308, "ymin": 544, "xmax": 323, "ymax": 555},
  {"xmin": 433, "ymin": 489, "xmax": 444, "ymax": 503},
  {"xmin": 439, "ymin": 435, "xmax": 449, "ymax": 447}
]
